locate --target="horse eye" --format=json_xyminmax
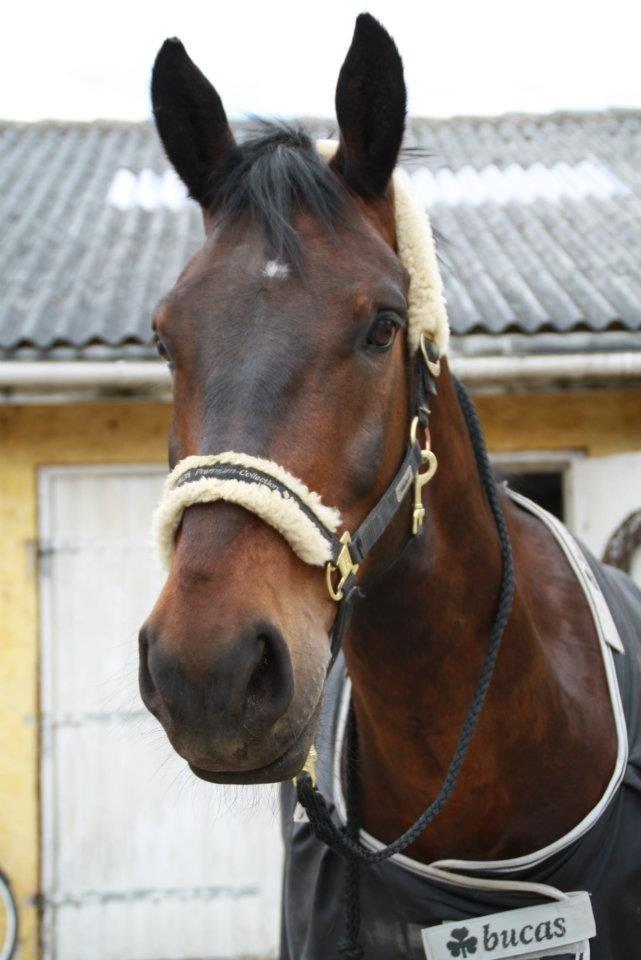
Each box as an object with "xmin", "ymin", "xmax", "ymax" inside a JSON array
[
  {"xmin": 366, "ymin": 315, "xmax": 399, "ymax": 349},
  {"xmin": 153, "ymin": 333, "xmax": 171, "ymax": 364}
]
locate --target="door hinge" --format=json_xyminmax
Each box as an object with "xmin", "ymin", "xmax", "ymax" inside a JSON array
[{"xmin": 28, "ymin": 538, "xmax": 55, "ymax": 576}]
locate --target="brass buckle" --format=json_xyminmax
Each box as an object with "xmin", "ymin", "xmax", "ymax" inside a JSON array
[
  {"xmin": 419, "ymin": 333, "xmax": 441, "ymax": 378},
  {"xmin": 410, "ymin": 416, "xmax": 438, "ymax": 535},
  {"xmin": 325, "ymin": 531, "xmax": 359, "ymax": 602}
]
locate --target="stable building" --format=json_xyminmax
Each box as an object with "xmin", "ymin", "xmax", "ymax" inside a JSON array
[{"xmin": 1, "ymin": 110, "xmax": 640, "ymax": 960}]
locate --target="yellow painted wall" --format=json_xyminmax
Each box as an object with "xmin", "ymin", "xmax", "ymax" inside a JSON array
[
  {"xmin": 477, "ymin": 389, "xmax": 641, "ymax": 457},
  {"xmin": 0, "ymin": 403, "xmax": 170, "ymax": 960},
  {"xmin": 0, "ymin": 388, "xmax": 639, "ymax": 958}
]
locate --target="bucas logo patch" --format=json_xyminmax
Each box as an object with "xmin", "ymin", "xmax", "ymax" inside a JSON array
[{"xmin": 422, "ymin": 892, "xmax": 595, "ymax": 960}]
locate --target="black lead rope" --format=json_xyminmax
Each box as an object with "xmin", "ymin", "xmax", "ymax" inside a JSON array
[{"xmin": 296, "ymin": 377, "xmax": 516, "ymax": 958}]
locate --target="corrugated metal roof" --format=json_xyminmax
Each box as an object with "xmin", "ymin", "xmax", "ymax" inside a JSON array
[{"xmin": 1, "ymin": 110, "xmax": 640, "ymax": 355}]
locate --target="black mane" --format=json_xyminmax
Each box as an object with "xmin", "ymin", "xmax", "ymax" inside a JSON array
[{"xmin": 205, "ymin": 121, "xmax": 349, "ymax": 264}]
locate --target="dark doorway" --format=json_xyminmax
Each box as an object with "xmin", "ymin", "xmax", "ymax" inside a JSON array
[{"xmin": 497, "ymin": 470, "xmax": 564, "ymax": 521}]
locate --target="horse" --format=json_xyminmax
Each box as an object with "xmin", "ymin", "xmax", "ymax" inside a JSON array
[{"xmin": 139, "ymin": 14, "xmax": 641, "ymax": 960}]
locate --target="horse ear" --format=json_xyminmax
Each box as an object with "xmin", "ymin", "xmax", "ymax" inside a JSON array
[
  {"xmin": 332, "ymin": 14, "xmax": 406, "ymax": 198},
  {"xmin": 151, "ymin": 38, "xmax": 235, "ymax": 206}
]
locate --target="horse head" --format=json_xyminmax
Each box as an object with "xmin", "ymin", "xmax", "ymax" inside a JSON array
[{"xmin": 139, "ymin": 15, "xmax": 422, "ymax": 784}]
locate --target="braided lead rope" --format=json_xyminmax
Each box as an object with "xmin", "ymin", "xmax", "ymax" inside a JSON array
[
  {"xmin": 296, "ymin": 377, "xmax": 515, "ymax": 868},
  {"xmin": 335, "ymin": 378, "xmax": 514, "ymax": 956},
  {"xmin": 337, "ymin": 705, "xmax": 364, "ymax": 959}
]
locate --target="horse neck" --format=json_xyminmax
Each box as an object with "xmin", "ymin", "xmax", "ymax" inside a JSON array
[{"xmin": 342, "ymin": 359, "xmax": 616, "ymax": 862}]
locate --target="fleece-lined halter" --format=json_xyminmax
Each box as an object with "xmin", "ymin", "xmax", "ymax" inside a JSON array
[{"xmin": 153, "ymin": 141, "xmax": 449, "ymax": 656}]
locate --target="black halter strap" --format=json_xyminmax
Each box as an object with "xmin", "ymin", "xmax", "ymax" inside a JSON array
[{"xmin": 324, "ymin": 335, "xmax": 441, "ymax": 659}]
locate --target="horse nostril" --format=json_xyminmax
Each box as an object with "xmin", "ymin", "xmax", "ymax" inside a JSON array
[
  {"xmin": 245, "ymin": 624, "xmax": 294, "ymax": 729},
  {"xmin": 138, "ymin": 629, "xmax": 157, "ymax": 706},
  {"xmin": 247, "ymin": 635, "xmax": 270, "ymax": 702},
  {"xmin": 138, "ymin": 620, "xmax": 294, "ymax": 744}
]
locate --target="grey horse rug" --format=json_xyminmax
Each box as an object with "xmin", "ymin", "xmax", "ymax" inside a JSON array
[{"xmin": 280, "ymin": 492, "xmax": 641, "ymax": 960}]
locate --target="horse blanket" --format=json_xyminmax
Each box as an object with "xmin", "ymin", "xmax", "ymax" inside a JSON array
[{"xmin": 280, "ymin": 492, "xmax": 641, "ymax": 960}]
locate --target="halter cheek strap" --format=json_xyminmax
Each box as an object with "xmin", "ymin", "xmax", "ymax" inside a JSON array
[
  {"xmin": 152, "ymin": 336, "xmax": 440, "ymax": 659},
  {"xmin": 322, "ymin": 338, "xmax": 439, "ymax": 656}
]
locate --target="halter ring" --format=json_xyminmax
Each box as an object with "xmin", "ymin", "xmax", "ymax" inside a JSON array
[{"xmin": 325, "ymin": 531, "xmax": 359, "ymax": 602}]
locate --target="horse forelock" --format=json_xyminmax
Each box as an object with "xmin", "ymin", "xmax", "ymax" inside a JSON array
[{"xmin": 203, "ymin": 120, "xmax": 351, "ymax": 266}]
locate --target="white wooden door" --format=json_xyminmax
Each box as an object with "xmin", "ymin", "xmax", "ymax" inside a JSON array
[
  {"xmin": 565, "ymin": 451, "xmax": 641, "ymax": 586},
  {"xmin": 39, "ymin": 466, "xmax": 283, "ymax": 960}
]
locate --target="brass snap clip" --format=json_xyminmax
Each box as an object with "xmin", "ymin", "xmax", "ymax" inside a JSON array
[
  {"xmin": 325, "ymin": 531, "xmax": 359, "ymax": 602},
  {"xmin": 410, "ymin": 416, "xmax": 438, "ymax": 535}
]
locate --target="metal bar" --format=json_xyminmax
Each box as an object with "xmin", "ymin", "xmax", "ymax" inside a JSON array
[
  {"xmin": 452, "ymin": 351, "xmax": 641, "ymax": 385},
  {"xmin": 40, "ymin": 710, "xmax": 150, "ymax": 728},
  {"xmin": 0, "ymin": 353, "xmax": 639, "ymax": 402},
  {"xmin": 0, "ymin": 360, "xmax": 171, "ymax": 390},
  {"xmin": 41, "ymin": 884, "xmax": 260, "ymax": 906}
]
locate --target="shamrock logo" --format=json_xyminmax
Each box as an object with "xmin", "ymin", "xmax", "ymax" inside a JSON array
[{"xmin": 446, "ymin": 927, "xmax": 478, "ymax": 958}]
